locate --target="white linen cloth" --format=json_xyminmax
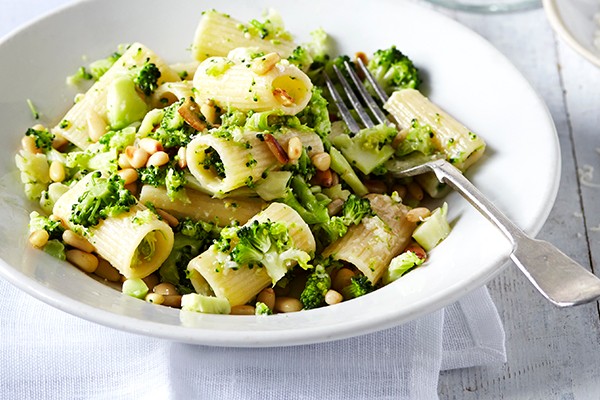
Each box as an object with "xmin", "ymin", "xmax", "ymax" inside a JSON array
[{"xmin": 0, "ymin": 278, "xmax": 505, "ymax": 400}]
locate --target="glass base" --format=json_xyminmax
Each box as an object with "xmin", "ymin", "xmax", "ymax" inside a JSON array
[{"xmin": 424, "ymin": 0, "xmax": 541, "ymax": 13}]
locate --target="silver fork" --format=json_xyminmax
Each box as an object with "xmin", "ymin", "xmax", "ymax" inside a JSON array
[{"xmin": 324, "ymin": 59, "xmax": 600, "ymax": 307}]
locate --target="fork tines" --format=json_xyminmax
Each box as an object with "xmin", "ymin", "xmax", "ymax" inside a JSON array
[{"xmin": 323, "ymin": 59, "xmax": 391, "ymax": 134}]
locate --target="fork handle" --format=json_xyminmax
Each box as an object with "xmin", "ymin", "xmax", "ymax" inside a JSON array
[{"xmin": 430, "ymin": 160, "xmax": 600, "ymax": 307}]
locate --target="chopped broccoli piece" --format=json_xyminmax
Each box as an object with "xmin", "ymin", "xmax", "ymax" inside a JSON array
[
  {"xmin": 15, "ymin": 150, "xmax": 51, "ymax": 200},
  {"xmin": 341, "ymin": 194, "xmax": 373, "ymax": 226},
  {"xmin": 238, "ymin": 9, "xmax": 292, "ymax": 41},
  {"xmin": 70, "ymin": 172, "xmax": 136, "ymax": 228},
  {"xmin": 122, "ymin": 278, "xmax": 149, "ymax": 299},
  {"xmin": 281, "ymin": 147, "xmax": 315, "ymax": 181},
  {"xmin": 278, "ymin": 176, "xmax": 329, "ymax": 225},
  {"xmin": 223, "ymin": 219, "xmax": 311, "ymax": 284},
  {"xmin": 148, "ymin": 99, "xmax": 197, "ymax": 148},
  {"xmin": 395, "ymin": 119, "xmax": 437, "ymax": 157},
  {"xmin": 88, "ymin": 51, "xmax": 122, "ymax": 80},
  {"xmin": 313, "ymin": 216, "xmax": 347, "ymax": 249},
  {"xmin": 43, "ymin": 239, "xmax": 66, "ymax": 260},
  {"xmin": 255, "ymin": 301, "xmax": 273, "ymax": 315},
  {"xmin": 367, "ymin": 46, "xmax": 421, "ymax": 95},
  {"xmin": 383, "ymin": 250, "xmax": 425, "ymax": 285},
  {"xmin": 97, "ymin": 126, "xmax": 136, "ymax": 151},
  {"xmin": 288, "ymin": 46, "xmax": 314, "ymax": 72},
  {"xmin": 412, "ymin": 203, "xmax": 451, "ymax": 251},
  {"xmin": 25, "ymin": 127, "xmax": 54, "ymax": 151},
  {"xmin": 332, "ymin": 123, "xmax": 397, "ymax": 175},
  {"xmin": 29, "ymin": 211, "xmax": 65, "ymax": 240},
  {"xmin": 328, "ymin": 147, "xmax": 368, "ymax": 196},
  {"xmin": 201, "ymin": 147, "xmax": 226, "ymax": 179},
  {"xmin": 66, "ymin": 66, "xmax": 93, "ymax": 86},
  {"xmin": 341, "ymin": 275, "xmax": 374, "ymax": 299},
  {"xmin": 26, "ymin": 99, "xmax": 39, "ymax": 120},
  {"xmin": 134, "ymin": 61, "xmax": 161, "ymax": 96},
  {"xmin": 300, "ymin": 263, "xmax": 331, "ymax": 310},
  {"xmin": 181, "ymin": 293, "xmax": 231, "ymax": 314},
  {"xmin": 138, "ymin": 162, "xmax": 188, "ymax": 202},
  {"xmin": 106, "ymin": 75, "xmax": 148, "ymax": 129},
  {"xmin": 296, "ymin": 87, "xmax": 331, "ymax": 139}
]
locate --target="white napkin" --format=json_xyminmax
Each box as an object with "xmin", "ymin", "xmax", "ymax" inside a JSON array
[{"xmin": 0, "ymin": 278, "xmax": 505, "ymax": 399}]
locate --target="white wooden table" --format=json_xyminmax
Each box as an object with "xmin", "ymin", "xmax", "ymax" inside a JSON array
[
  {"xmin": 3, "ymin": 1, "xmax": 600, "ymax": 398},
  {"xmin": 434, "ymin": 4, "xmax": 600, "ymax": 399}
]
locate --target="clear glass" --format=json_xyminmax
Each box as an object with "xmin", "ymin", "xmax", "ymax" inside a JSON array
[{"xmin": 424, "ymin": 0, "xmax": 541, "ymax": 13}]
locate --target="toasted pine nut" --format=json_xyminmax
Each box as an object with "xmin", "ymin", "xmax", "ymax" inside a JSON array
[
  {"xmin": 327, "ymin": 198, "xmax": 344, "ymax": 216},
  {"xmin": 29, "ymin": 229, "xmax": 49, "ymax": 248},
  {"xmin": 311, "ymin": 152, "xmax": 331, "ymax": 171},
  {"xmin": 145, "ymin": 293, "xmax": 165, "ymax": 305},
  {"xmin": 274, "ymin": 297, "xmax": 303, "ymax": 313},
  {"xmin": 66, "ymin": 249, "xmax": 98, "ymax": 274},
  {"xmin": 330, "ymin": 171, "xmax": 340, "ymax": 186},
  {"xmin": 118, "ymin": 153, "xmax": 131, "ymax": 169},
  {"xmin": 313, "ymin": 169, "xmax": 334, "ymax": 188},
  {"xmin": 52, "ymin": 134, "xmax": 69, "ymax": 151},
  {"xmin": 86, "ymin": 110, "xmax": 107, "ymax": 142},
  {"xmin": 257, "ymin": 287, "xmax": 276, "ymax": 311},
  {"xmin": 143, "ymin": 274, "xmax": 160, "ymax": 291},
  {"xmin": 391, "ymin": 185, "xmax": 407, "ymax": 199},
  {"xmin": 153, "ymin": 282, "xmax": 178, "ymax": 296},
  {"xmin": 62, "ymin": 230, "xmax": 95, "ymax": 253},
  {"xmin": 407, "ymin": 182, "xmax": 424, "ymax": 201},
  {"xmin": 138, "ymin": 137, "xmax": 163, "ymax": 155},
  {"xmin": 124, "ymin": 182, "xmax": 139, "ymax": 196},
  {"xmin": 162, "ymin": 294, "xmax": 182, "ymax": 308},
  {"xmin": 177, "ymin": 146, "xmax": 187, "ymax": 168},
  {"xmin": 49, "ymin": 160, "xmax": 66, "ymax": 182},
  {"xmin": 392, "ymin": 128, "xmax": 409, "ymax": 149},
  {"xmin": 325, "ymin": 289, "xmax": 343, "ymax": 305},
  {"xmin": 230, "ymin": 305, "xmax": 256, "ymax": 315},
  {"xmin": 117, "ymin": 168, "xmax": 138, "ymax": 185},
  {"xmin": 127, "ymin": 147, "xmax": 149, "ymax": 169},
  {"xmin": 251, "ymin": 52, "xmax": 281, "ymax": 75},
  {"xmin": 332, "ymin": 268, "xmax": 355, "ymax": 292},
  {"xmin": 364, "ymin": 179, "xmax": 387, "ymax": 194},
  {"xmin": 21, "ymin": 135, "xmax": 40, "ymax": 154},
  {"xmin": 155, "ymin": 209, "xmax": 179, "ymax": 228},
  {"xmin": 94, "ymin": 258, "xmax": 121, "ymax": 282},
  {"xmin": 200, "ymin": 101, "xmax": 218, "ymax": 125},
  {"xmin": 273, "ymin": 88, "xmax": 294, "ymax": 107},
  {"xmin": 287, "ymin": 137, "xmax": 303, "ymax": 161},
  {"xmin": 405, "ymin": 242, "xmax": 427, "ymax": 260},
  {"xmin": 146, "ymin": 151, "xmax": 169, "ymax": 167},
  {"xmin": 406, "ymin": 207, "xmax": 431, "ymax": 223}
]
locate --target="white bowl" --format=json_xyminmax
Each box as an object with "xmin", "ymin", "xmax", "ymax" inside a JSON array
[
  {"xmin": 544, "ymin": 0, "xmax": 600, "ymax": 67},
  {"xmin": 0, "ymin": 0, "xmax": 559, "ymax": 347}
]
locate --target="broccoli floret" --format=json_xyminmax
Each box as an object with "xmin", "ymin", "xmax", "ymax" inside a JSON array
[
  {"xmin": 224, "ymin": 220, "xmax": 311, "ymax": 284},
  {"xmin": 255, "ymin": 301, "xmax": 273, "ymax": 315},
  {"xmin": 70, "ymin": 172, "xmax": 136, "ymax": 228},
  {"xmin": 278, "ymin": 176, "xmax": 329, "ymax": 225},
  {"xmin": 313, "ymin": 216, "xmax": 347, "ymax": 249},
  {"xmin": 296, "ymin": 87, "xmax": 331, "ymax": 140},
  {"xmin": 67, "ymin": 49, "xmax": 122, "ymax": 85},
  {"xmin": 395, "ymin": 119, "xmax": 436, "ymax": 157},
  {"xmin": 300, "ymin": 263, "xmax": 331, "ymax": 309},
  {"xmin": 159, "ymin": 218, "xmax": 218, "ymax": 294},
  {"xmin": 331, "ymin": 123, "xmax": 397, "ymax": 175},
  {"xmin": 288, "ymin": 46, "xmax": 314, "ymax": 72},
  {"xmin": 25, "ymin": 127, "xmax": 54, "ymax": 151},
  {"xmin": 341, "ymin": 275, "xmax": 374, "ymax": 299},
  {"xmin": 29, "ymin": 211, "xmax": 65, "ymax": 240},
  {"xmin": 134, "ymin": 60, "xmax": 161, "ymax": 96},
  {"xmin": 148, "ymin": 99, "xmax": 197, "ymax": 148},
  {"xmin": 367, "ymin": 46, "xmax": 421, "ymax": 95},
  {"xmin": 383, "ymin": 250, "xmax": 425, "ymax": 285},
  {"xmin": 97, "ymin": 127, "xmax": 136, "ymax": 151},
  {"xmin": 281, "ymin": 147, "xmax": 315, "ymax": 181},
  {"xmin": 138, "ymin": 162, "xmax": 188, "ymax": 202},
  {"xmin": 341, "ymin": 194, "xmax": 373, "ymax": 226}
]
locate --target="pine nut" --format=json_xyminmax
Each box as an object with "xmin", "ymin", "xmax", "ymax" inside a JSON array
[
  {"xmin": 251, "ymin": 52, "xmax": 281, "ymax": 75},
  {"xmin": 146, "ymin": 151, "xmax": 169, "ymax": 167},
  {"xmin": 21, "ymin": 135, "xmax": 40, "ymax": 154},
  {"xmin": 200, "ymin": 100, "xmax": 218, "ymax": 125},
  {"xmin": 230, "ymin": 305, "xmax": 256, "ymax": 315},
  {"xmin": 49, "ymin": 160, "xmax": 66, "ymax": 182},
  {"xmin": 286, "ymin": 137, "xmax": 303, "ymax": 161},
  {"xmin": 117, "ymin": 168, "xmax": 139, "ymax": 185},
  {"xmin": 156, "ymin": 209, "xmax": 179, "ymax": 228},
  {"xmin": 313, "ymin": 169, "xmax": 334, "ymax": 188},
  {"xmin": 118, "ymin": 153, "xmax": 131, "ymax": 169},
  {"xmin": 86, "ymin": 109, "xmax": 107, "ymax": 142},
  {"xmin": 274, "ymin": 297, "xmax": 303, "ymax": 313},
  {"xmin": 257, "ymin": 287, "xmax": 276, "ymax": 311},
  {"xmin": 153, "ymin": 282, "xmax": 178, "ymax": 296},
  {"xmin": 311, "ymin": 152, "xmax": 331, "ymax": 171},
  {"xmin": 162, "ymin": 294, "xmax": 182, "ymax": 308},
  {"xmin": 29, "ymin": 229, "xmax": 49, "ymax": 248},
  {"xmin": 325, "ymin": 289, "xmax": 343, "ymax": 305},
  {"xmin": 392, "ymin": 128, "xmax": 409, "ymax": 149},
  {"xmin": 127, "ymin": 147, "xmax": 149, "ymax": 169},
  {"xmin": 66, "ymin": 249, "xmax": 98, "ymax": 273},
  {"xmin": 52, "ymin": 134, "xmax": 69, "ymax": 151},
  {"xmin": 327, "ymin": 198, "xmax": 344, "ymax": 216},
  {"xmin": 143, "ymin": 274, "xmax": 160, "ymax": 291},
  {"xmin": 332, "ymin": 268, "xmax": 355, "ymax": 292},
  {"xmin": 407, "ymin": 182, "xmax": 424, "ymax": 201},
  {"xmin": 364, "ymin": 179, "xmax": 387, "ymax": 194},
  {"xmin": 177, "ymin": 146, "xmax": 187, "ymax": 168},
  {"xmin": 32, "ymin": 123, "xmax": 45, "ymax": 131},
  {"xmin": 138, "ymin": 137, "xmax": 163, "ymax": 155},
  {"xmin": 330, "ymin": 171, "xmax": 340, "ymax": 186},
  {"xmin": 94, "ymin": 258, "xmax": 121, "ymax": 282},
  {"xmin": 145, "ymin": 293, "xmax": 165, "ymax": 305},
  {"xmin": 391, "ymin": 184, "xmax": 407, "ymax": 199},
  {"xmin": 62, "ymin": 230, "xmax": 95, "ymax": 253},
  {"xmin": 405, "ymin": 242, "xmax": 427, "ymax": 260},
  {"xmin": 273, "ymin": 88, "xmax": 295, "ymax": 107},
  {"xmin": 406, "ymin": 207, "xmax": 431, "ymax": 223}
]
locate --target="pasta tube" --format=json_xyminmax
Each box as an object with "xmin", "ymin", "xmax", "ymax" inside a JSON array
[
  {"xmin": 384, "ymin": 88, "xmax": 486, "ymax": 171},
  {"xmin": 139, "ymin": 185, "xmax": 266, "ymax": 226},
  {"xmin": 191, "ymin": 10, "xmax": 296, "ymax": 61},
  {"xmin": 53, "ymin": 174, "xmax": 174, "ymax": 279},
  {"xmin": 52, "ymin": 43, "xmax": 180, "ymax": 150},
  {"xmin": 193, "ymin": 50, "xmax": 313, "ymax": 115},
  {"xmin": 187, "ymin": 203, "xmax": 315, "ymax": 306},
  {"xmin": 322, "ymin": 194, "xmax": 416, "ymax": 284}
]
